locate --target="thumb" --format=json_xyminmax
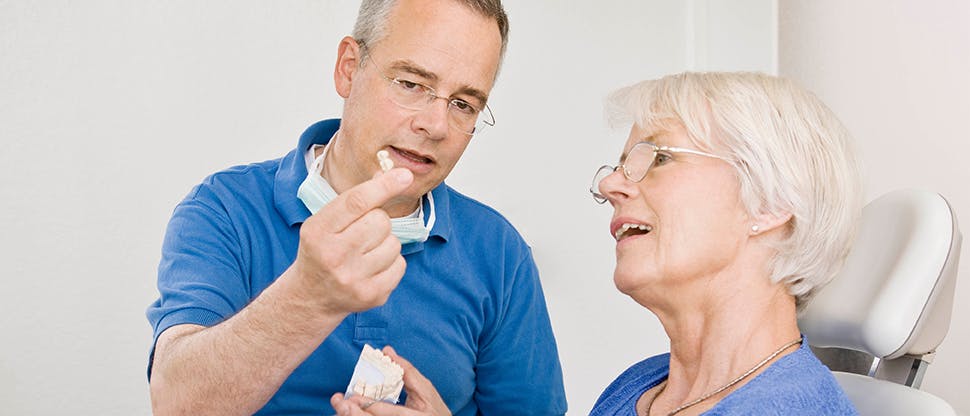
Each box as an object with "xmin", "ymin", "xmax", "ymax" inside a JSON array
[{"xmin": 372, "ymin": 167, "xmax": 413, "ymax": 185}]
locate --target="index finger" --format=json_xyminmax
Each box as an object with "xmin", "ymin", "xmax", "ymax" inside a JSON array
[
  {"xmin": 381, "ymin": 346, "xmax": 416, "ymax": 371},
  {"xmin": 382, "ymin": 346, "xmax": 438, "ymax": 398},
  {"xmin": 317, "ymin": 168, "xmax": 414, "ymax": 232},
  {"xmin": 331, "ymin": 394, "xmax": 377, "ymax": 416}
]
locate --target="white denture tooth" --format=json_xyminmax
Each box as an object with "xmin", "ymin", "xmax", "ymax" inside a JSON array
[{"xmin": 377, "ymin": 150, "xmax": 393, "ymax": 172}]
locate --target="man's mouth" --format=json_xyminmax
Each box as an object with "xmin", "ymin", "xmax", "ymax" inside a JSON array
[
  {"xmin": 390, "ymin": 146, "xmax": 433, "ymax": 165},
  {"xmin": 614, "ymin": 222, "xmax": 653, "ymax": 241}
]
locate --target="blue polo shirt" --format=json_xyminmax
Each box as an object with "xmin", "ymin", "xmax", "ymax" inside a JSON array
[
  {"xmin": 147, "ymin": 119, "xmax": 567, "ymax": 416},
  {"xmin": 590, "ymin": 339, "xmax": 857, "ymax": 415}
]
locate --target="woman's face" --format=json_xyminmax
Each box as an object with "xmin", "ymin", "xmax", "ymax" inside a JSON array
[{"xmin": 597, "ymin": 123, "xmax": 751, "ymax": 302}]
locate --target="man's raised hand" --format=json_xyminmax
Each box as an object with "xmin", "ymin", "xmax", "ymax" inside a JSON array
[{"xmin": 291, "ymin": 168, "xmax": 414, "ymax": 315}]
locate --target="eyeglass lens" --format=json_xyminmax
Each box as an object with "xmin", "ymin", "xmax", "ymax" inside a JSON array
[
  {"xmin": 622, "ymin": 144, "xmax": 657, "ymax": 182},
  {"xmin": 385, "ymin": 78, "xmax": 492, "ymax": 135},
  {"xmin": 590, "ymin": 144, "xmax": 659, "ymax": 203}
]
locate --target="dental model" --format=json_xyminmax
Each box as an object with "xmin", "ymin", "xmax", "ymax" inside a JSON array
[
  {"xmin": 345, "ymin": 344, "xmax": 405, "ymax": 404},
  {"xmin": 377, "ymin": 150, "xmax": 394, "ymax": 172}
]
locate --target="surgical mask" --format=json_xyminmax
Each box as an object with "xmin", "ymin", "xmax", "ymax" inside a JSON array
[{"xmin": 297, "ymin": 147, "xmax": 435, "ymax": 245}]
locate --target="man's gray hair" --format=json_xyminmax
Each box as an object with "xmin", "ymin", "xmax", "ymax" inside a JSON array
[
  {"xmin": 607, "ymin": 72, "xmax": 863, "ymax": 311},
  {"xmin": 352, "ymin": 0, "xmax": 509, "ymax": 62}
]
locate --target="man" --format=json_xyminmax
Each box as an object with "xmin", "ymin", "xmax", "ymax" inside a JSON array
[{"xmin": 146, "ymin": 0, "xmax": 566, "ymax": 415}]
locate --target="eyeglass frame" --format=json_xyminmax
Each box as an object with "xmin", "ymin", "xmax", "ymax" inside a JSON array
[
  {"xmin": 589, "ymin": 141, "xmax": 729, "ymax": 204},
  {"xmin": 358, "ymin": 41, "xmax": 496, "ymax": 136}
]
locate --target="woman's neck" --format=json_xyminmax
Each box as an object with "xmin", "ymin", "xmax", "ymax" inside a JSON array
[{"xmin": 647, "ymin": 275, "xmax": 800, "ymax": 415}]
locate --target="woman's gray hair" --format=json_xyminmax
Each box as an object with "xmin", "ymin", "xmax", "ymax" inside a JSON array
[
  {"xmin": 607, "ymin": 72, "xmax": 863, "ymax": 311},
  {"xmin": 352, "ymin": 0, "xmax": 510, "ymax": 63}
]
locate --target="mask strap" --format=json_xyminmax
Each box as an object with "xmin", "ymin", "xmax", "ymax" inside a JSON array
[
  {"xmin": 424, "ymin": 192, "xmax": 436, "ymax": 232},
  {"xmin": 309, "ymin": 142, "xmax": 332, "ymax": 176}
]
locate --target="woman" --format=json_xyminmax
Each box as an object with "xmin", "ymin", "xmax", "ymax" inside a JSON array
[
  {"xmin": 333, "ymin": 71, "xmax": 862, "ymax": 415},
  {"xmin": 587, "ymin": 71, "xmax": 861, "ymax": 415}
]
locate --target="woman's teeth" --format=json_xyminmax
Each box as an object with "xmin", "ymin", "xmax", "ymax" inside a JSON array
[{"xmin": 615, "ymin": 223, "xmax": 652, "ymax": 241}]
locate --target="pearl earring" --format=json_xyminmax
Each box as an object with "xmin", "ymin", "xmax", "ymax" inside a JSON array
[{"xmin": 751, "ymin": 225, "xmax": 760, "ymax": 234}]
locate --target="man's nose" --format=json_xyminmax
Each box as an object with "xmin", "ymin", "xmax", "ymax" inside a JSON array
[{"xmin": 410, "ymin": 97, "xmax": 451, "ymax": 140}]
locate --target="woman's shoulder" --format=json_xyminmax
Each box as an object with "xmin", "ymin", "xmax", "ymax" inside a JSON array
[
  {"xmin": 612, "ymin": 353, "xmax": 672, "ymax": 389},
  {"xmin": 590, "ymin": 353, "xmax": 671, "ymax": 416},
  {"xmin": 707, "ymin": 342, "xmax": 859, "ymax": 415}
]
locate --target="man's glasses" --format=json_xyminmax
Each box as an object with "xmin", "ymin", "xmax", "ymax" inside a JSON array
[
  {"xmin": 361, "ymin": 43, "xmax": 495, "ymax": 136},
  {"xmin": 589, "ymin": 141, "xmax": 728, "ymax": 204},
  {"xmin": 379, "ymin": 75, "xmax": 495, "ymax": 136}
]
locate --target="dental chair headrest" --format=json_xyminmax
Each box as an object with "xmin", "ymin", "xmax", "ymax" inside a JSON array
[{"xmin": 799, "ymin": 189, "xmax": 962, "ymax": 359}]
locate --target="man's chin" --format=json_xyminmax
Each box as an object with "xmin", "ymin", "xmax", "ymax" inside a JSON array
[{"xmin": 384, "ymin": 191, "xmax": 427, "ymax": 217}]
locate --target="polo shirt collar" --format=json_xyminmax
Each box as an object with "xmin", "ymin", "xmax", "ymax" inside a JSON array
[
  {"xmin": 274, "ymin": 119, "xmax": 341, "ymax": 227},
  {"xmin": 427, "ymin": 184, "xmax": 451, "ymax": 242},
  {"xmin": 274, "ymin": 119, "xmax": 452, "ymax": 243}
]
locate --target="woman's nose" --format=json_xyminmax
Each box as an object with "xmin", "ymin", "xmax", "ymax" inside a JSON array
[{"xmin": 598, "ymin": 168, "xmax": 633, "ymax": 204}]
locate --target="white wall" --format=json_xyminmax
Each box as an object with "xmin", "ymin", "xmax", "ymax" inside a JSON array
[
  {"xmin": 779, "ymin": 1, "xmax": 970, "ymax": 413},
  {"xmin": 0, "ymin": 1, "xmax": 770, "ymax": 414}
]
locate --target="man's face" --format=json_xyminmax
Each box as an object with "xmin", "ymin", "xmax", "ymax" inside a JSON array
[{"xmin": 331, "ymin": 0, "xmax": 503, "ymax": 214}]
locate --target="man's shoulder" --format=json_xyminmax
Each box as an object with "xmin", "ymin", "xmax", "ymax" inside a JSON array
[
  {"xmin": 174, "ymin": 158, "xmax": 285, "ymax": 219},
  {"xmin": 189, "ymin": 158, "xmax": 281, "ymax": 199},
  {"xmin": 202, "ymin": 158, "xmax": 281, "ymax": 188},
  {"xmin": 440, "ymin": 185, "xmax": 517, "ymax": 229},
  {"xmin": 428, "ymin": 185, "xmax": 536, "ymax": 258}
]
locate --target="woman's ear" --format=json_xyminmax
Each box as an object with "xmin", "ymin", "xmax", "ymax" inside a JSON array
[
  {"xmin": 334, "ymin": 36, "xmax": 361, "ymax": 99},
  {"xmin": 750, "ymin": 210, "xmax": 793, "ymax": 235}
]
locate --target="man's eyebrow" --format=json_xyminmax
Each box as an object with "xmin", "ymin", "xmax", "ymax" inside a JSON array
[
  {"xmin": 455, "ymin": 87, "xmax": 489, "ymax": 107},
  {"xmin": 388, "ymin": 60, "xmax": 490, "ymax": 106},
  {"xmin": 388, "ymin": 60, "xmax": 438, "ymax": 82}
]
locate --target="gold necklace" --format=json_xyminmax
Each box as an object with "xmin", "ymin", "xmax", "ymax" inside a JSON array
[{"xmin": 647, "ymin": 337, "xmax": 802, "ymax": 416}]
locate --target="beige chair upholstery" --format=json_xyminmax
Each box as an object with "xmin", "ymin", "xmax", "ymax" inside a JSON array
[
  {"xmin": 799, "ymin": 189, "xmax": 962, "ymax": 415},
  {"xmin": 832, "ymin": 372, "xmax": 956, "ymax": 416}
]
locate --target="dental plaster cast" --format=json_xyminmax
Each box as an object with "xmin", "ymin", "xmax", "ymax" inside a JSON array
[{"xmin": 345, "ymin": 344, "xmax": 405, "ymax": 404}]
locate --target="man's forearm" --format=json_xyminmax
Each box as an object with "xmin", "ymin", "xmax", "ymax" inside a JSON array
[{"xmin": 150, "ymin": 267, "xmax": 348, "ymax": 416}]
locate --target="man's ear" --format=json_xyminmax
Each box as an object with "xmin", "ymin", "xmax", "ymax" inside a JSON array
[{"xmin": 334, "ymin": 36, "xmax": 361, "ymax": 99}]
